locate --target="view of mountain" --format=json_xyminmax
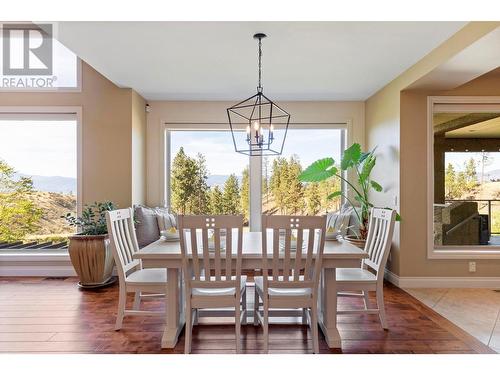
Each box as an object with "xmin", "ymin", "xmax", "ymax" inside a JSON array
[
  {"xmin": 485, "ymin": 169, "xmax": 500, "ymax": 181},
  {"xmin": 15, "ymin": 173, "xmax": 77, "ymax": 195}
]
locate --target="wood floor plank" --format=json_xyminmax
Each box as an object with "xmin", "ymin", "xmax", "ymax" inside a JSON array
[
  {"xmin": 0, "ymin": 277, "xmax": 494, "ymax": 354},
  {"xmin": 0, "ymin": 332, "xmax": 55, "ymax": 342}
]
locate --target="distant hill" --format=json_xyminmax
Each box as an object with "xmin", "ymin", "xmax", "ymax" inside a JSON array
[
  {"xmin": 15, "ymin": 173, "xmax": 77, "ymax": 194},
  {"xmin": 26, "ymin": 191, "xmax": 76, "ymax": 240},
  {"xmin": 484, "ymin": 169, "xmax": 500, "ymax": 181}
]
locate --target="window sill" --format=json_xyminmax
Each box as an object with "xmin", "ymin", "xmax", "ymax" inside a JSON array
[
  {"xmin": 429, "ymin": 246, "xmax": 500, "ymax": 259},
  {"xmin": 0, "ymin": 251, "xmax": 70, "ymax": 262}
]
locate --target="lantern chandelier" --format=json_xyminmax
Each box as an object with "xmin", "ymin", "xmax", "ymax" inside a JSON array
[{"xmin": 227, "ymin": 33, "xmax": 291, "ymax": 156}]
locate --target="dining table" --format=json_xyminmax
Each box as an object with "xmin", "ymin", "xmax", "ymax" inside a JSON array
[{"xmin": 133, "ymin": 231, "xmax": 368, "ymax": 349}]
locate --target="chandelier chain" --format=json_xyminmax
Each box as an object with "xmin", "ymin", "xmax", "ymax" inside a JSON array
[{"xmin": 258, "ymin": 37, "xmax": 262, "ymax": 92}]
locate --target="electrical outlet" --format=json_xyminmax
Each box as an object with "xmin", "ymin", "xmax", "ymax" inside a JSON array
[{"xmin": 469, "ymin": 262, "xmax": 476, "ymax": 273}]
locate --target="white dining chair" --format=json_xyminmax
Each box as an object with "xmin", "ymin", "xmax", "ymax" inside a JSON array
[
  {"xmin": 178, "ymin": 215, "xmax": 247, "ymax": 354},
  {"xmin": 105, "ymin": 208, "xmax": 167, "ymax": 330},
  {"xmin": 336, "ymin": 208, "xmax": 396, "ymax": 329},
  {"xmin": 254, "ymin": 215, "xmax": 327, "ymax": 354}
]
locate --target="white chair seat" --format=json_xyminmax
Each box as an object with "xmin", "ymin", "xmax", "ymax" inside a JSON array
[
  {"xmin": 126, "ymin": 268, "xmax": 167, "ymax": 285},
  {"xmin": 254, "ymin": 276, "xmax": 312, "ymax": 297},
  {"xmin": 192, "ymin": 275, "xmax": 247, "ymax": 296},
  {"xmin": 336, "ymin": 268, "xmax": 376, "ymax": 283}
]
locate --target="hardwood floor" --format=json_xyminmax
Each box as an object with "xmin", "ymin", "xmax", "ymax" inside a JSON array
[{"xmin": 0, "ymin": 277, "xmax": 495, "ymax": 354}]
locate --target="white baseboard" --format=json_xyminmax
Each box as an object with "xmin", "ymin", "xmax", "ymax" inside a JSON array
[
  {"xmin": 385, "ymin": 270, "xmax": 500, "ymax": 288},
  {"xmin": 0, "ymin": 265, "xmax": 77, "ymax": 277}
]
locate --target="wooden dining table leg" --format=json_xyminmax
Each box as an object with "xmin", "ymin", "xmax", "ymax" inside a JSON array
[
  {"xmin": 161, "ymin": 268, "xmax": 184, "ymax": 349},
  {"xmin": 318, "ymin": 267, "xmax": 341, "ymax": 349}
]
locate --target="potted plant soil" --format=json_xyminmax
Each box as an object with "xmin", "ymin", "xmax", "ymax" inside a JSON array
[
  {"xmin": 63, "ymin": 201, "xmax": 116, "ymax": 288},
  {"xmin": 300, "ymin": 143, "xmax": 400, "ymax": 248}
]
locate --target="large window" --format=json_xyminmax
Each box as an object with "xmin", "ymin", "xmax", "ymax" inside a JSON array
[
  {"xmin": 262, "ymin": 128, "xmax": 344, "ymax": 216},
  {"xmin": 169, "ymin": 130, "xmax": 249, "ymax": 225},
  {"xmin": 430, "ymin": 98, "xmax": 500, "ymax": 257},
  {"xmin": 0, "ymin": 115, "xmax": 78, "ymax": 250},
  {"xmin": 166, "ymin": 125, "xmax": 347, "ymax": 230}
]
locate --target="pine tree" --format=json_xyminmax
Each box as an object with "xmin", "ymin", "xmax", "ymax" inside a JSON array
[
  {"xmin": 208, "ymin": 185, "xmax": 224, "ymax": 215},
  {"xmin": 171, "ymin": 147, "xmax": 198, "ymax": 214},
  {"xmin": 191, "ymin": 153, "xmax": 209, "ymax": 214},
  {"xmin": 240, "ymin": 166, "xmax": 250, "ymax": 221},
  {"xmin": 284, "ymin": 155, "xmax": 304, "ymax": 214},
  {"xmin": 463, "ymin": 158, "xmax": 478, "ymax": 192},
  {"xmin": 305, "ymin": 183, "xmax": 321, "ymax": 215},
  {"xmin": 270, "ymin": 157, "xmax": 287, "ymax": 214},
  {"xmin": 445, "ymin": 163, "xmax": 458, "ymax": 199},
  {"xmin": 222, "ymin": 174, "xmax": 241, "ymax": 214}
]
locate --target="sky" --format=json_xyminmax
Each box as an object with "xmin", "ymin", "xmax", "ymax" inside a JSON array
[
  {"xmin": 170, "ymin": 129, "xmax": 343, "ymax": 176},
  {"xmin": 0, "ymin": 120, "xmax": 77, "ymax": 178},
  {"xmin": 445, "ymin": 152, "xmax": 500, "ymax": 173}
]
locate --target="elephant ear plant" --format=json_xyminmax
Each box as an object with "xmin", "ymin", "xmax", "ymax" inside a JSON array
[{"xmin": 299, "ymin": 143, "xmax": 399, "ymax": 240}]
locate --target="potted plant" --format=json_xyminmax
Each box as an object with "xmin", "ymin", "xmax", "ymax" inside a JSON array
[
  {"xmin": 63, "ymin": 201, "xmax": 116, "ymax": 288},
  {"xmin": 299, "ymin": 143, "xmax": 399, "ymax": 248}
]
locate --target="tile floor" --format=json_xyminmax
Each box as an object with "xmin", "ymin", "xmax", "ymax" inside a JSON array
[{"xmin": 405, "ymin": 288, "xmax": 500, "ymax": 352}]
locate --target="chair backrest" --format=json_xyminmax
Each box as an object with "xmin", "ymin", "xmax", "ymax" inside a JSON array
[
  {"xmin": 178, "ymin": 215, "xmax": 244, "ymax": 292},
  {"xmin": 261, "ymin": 215, "xmax": 327, "ymax": 292},
  {"xmin": 362, "ymin": 208, "xmax": 396, "ymax": 280},
  {"xmin": 105, "ymin": 208, "xmax": 141, "ymax": 279}
]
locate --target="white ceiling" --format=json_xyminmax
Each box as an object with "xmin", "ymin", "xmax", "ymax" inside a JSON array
[
  {"xmin": 446, "ymin": 117, "xmax": 500, "ymax": 138},
  {"xmin": 55, "ymin": 22, "xmax": 467, "ymax": 101}
]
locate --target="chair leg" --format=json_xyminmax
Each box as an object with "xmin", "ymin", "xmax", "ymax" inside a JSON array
[
  {"xmin": 253, "ymin": 286, "xmax": 259, "ymax": 326},
  {"xmin": 376, "ymin": 288, "xmax": 388, "ymax": 330},
  {"xmin": 193, "ymin": 309, "xmax": 198, "ymax": 326},
  {"xmin": 115, "ymin": 285, "xmax": 127, "ymax": 331},
  {"xmin": 242, "ymin": 288, "xmax": 247, "ymax": 325},
  {"xmin": 133, "ymin": 291, "xmax": 141, "ymax": 310},
  {"xmin": 302, "ymin": 308, "xmax": 308, "ymax": 325},
  {"xmin": 362, "ymin": 290, "xmax": 369, "ymax": 310},
  {"xmin": 184, "ymin": 300, "xmax": 193, "ymax": 354},
  {"xmin": 235, "ymin": 301, "xmax": 242, "ymax": 353},
  {"xmin": 310, "ymin": 304, "xmax": 319, "ymax": 354},
  {"xmin": 263, "ymin": 300, "xmax": 269, "ymax": 353}
]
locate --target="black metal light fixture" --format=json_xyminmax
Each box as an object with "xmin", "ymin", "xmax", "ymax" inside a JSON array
[{"xmin": 227, "ymin": 33, "xmax": 290, "ymax": 156}]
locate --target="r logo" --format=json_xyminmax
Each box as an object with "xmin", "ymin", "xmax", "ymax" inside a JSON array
[{"xmin": 2, "ymin": 24, "xmax": 53, "ymax": 76}]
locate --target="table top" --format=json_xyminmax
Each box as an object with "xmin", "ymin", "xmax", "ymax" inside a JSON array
[{"xmin": 134, "ymin": 231, "xmax": 367, "ymax": 261}]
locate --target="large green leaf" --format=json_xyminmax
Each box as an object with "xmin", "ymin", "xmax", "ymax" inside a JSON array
[
  {"xmin": 340, "ymin": 143, "xmax": 361, "ymax": 170},
  {"xmin": 370, "ymin": 180, "xmax": 383, "ymax": 192},
  {"xmin": 327, "ymin": 191, "xmax": 342, "ymax": 200},
  {"xmin": 360, "ymin": 154, "xmax": 376, "ymax": 182},
  {"xmin": 299, "ymin": 157, "xmax": 337, "ymax": 182}
]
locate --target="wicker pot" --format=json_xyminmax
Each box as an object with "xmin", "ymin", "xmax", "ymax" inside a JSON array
[
  {"xmin": 343, "ymin": 235, "xmax": 366, "ymax": 249},
  {"xmin": 68, "ymin": 234, "xmax": 114, "ymax": 287}
]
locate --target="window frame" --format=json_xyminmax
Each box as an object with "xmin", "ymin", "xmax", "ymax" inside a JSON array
[
  {"xmin": 163, "ymin": 122, "xmax": 350, "ymax": 231},
  {"xmin": 0, "ymin": 106, "xmax": 82, "ymax": 259},
  {"xmin": 427, "ymin": 96, "xmax": 500, "ymax": 259}
]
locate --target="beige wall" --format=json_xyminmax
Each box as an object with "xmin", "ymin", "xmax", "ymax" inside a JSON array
[
  {"xmin": 366, "ymin": 22, "xmax": 500, "ymax": 277},
  {"xmin": 0, "ymin": 62, "xmax": 146, "ymax": 208},
  {"xmin": 400, "ymin": 69, "xmax": 500, "ymax": 278},
  {"xmin": 145, "ymin": 101, "xmax": 365, "ymax": 207},
  {"xmin": 131, "ymin": 90, "xmax": 147, "ymax": 205}
]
